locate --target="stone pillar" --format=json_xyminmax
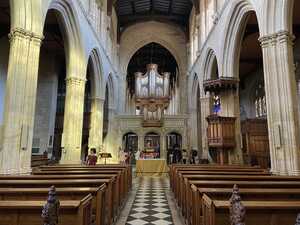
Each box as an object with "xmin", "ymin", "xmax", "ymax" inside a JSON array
[
  {"xmin": 60, "ymin": 77, "xmax": 86, "ymax": 164},
  {"xmin": 220, "ymin": 89, "xmax": 243, "ymax": 164},
  {"xmin": 259, "ymin": 31, "xmax": 300, "ymax": 175},
  {"xmin": 197, "ymin": 15, "xmax": 202, "ymax": 55},
  {"xmin": 104, "ymin": 106, "xmax": 118, "ymax": 162},
  {"xmin": 138, "ymin": 133, "xmax": 144, "ymax": 152},
  {"xmin": 88, "ymin": 97, "xmax": 105, "ymax": 154},
  {"xmin": 200, "ymin": 95, "xmax": 212, "ymax": 159},
  {"xmin": 189, "ymin": 107, "xmax": 199, "ymax": 150},
  {"xmin": 160, "ymin": 133, "xmax": 166, "ymax": 159},
  {"xmin": 0, "ymin": 28, "xmax": 43, "ymax": 174}
]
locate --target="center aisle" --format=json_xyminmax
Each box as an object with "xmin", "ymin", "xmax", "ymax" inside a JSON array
[{"xmin": 125, "ymin": 177, "xmax": 176, "ymax": 225}]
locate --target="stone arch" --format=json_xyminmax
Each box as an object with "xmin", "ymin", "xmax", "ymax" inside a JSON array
[
  {"xmin": 191, "ymin": 73, "xmax": 200, "ymax": 105},
  {"xmin": 221, "ymin": 0, "xmax": 259, "ymax": 78},
  {"xmin": 44, "ymin": 0, "xmax": 85, "ymax": 79},
  {"xmin": 203, "ymin": 48, "xmax": 219, "ymax": 81},
  {"xmin": 165, "ymin": 130, "xmax": 183, "ymax": 137},
  {"xmin": 105, "ymin": 73, "xmax": 116, "ymax": 109},
  {"xmin": 120, "ymin": 21, "xmax": 187, "ymax": 75},
  {"xmin": 87, "ymin": 48, "xmax": 105, "ymax": 99},
  {"xmin": 143, "ymin": 130, "xmax": 161, "ymax": 137},
  {"xmin": 125, "ymin": 38, "xmax": 182, "ymax": 74}
]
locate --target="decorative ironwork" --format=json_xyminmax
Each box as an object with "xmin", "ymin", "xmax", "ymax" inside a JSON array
[
  {"xmin": 230, "ymin": 184, "xmax": 246, "ymax": 225},
  {"xmin": 42, "ymin": 186, "xmax": 60, "ymax": 225}
]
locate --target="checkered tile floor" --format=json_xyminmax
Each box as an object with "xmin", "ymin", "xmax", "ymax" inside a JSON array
[{"xmin": 125, "ymin": 177, "xmax": 174, "ymax": 225}]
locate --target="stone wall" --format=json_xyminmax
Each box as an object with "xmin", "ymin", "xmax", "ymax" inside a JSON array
[{"xmin": 32, "ymin": 52, "xmax": 59, "ymax": 156}]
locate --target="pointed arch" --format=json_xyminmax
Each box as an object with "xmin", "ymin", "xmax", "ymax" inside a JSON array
[
  {"xmin": 106, "ymin": 73, "xmax": 116, "ymax": 109},
  {"xmin": 44, "ymin": 0, "xmax": 85, "ymax": 79},
  {"xmin": 87, "ymin": 48, "xmax": 105, "ymax": 99},
  {"xmin": 221, "ymin": 1, "xmax": 260, "ymax": 78},
  {"xmin": 203, "ymin": 48, "xmax": 219, "ymax": 81}
]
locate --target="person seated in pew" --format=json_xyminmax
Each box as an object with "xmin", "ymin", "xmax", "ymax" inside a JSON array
[{"xmin": 86, "ymin": 148, "xmax": 98, "ymax": 165}]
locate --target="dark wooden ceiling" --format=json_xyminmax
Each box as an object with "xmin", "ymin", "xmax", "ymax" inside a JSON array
[
  {"xmin": 115, "ymin": 0, "xmax": 193, "ymax": 34},
  {"xmin": 0, "ymin": 0, "xmax": 10, "ymax": 38}
]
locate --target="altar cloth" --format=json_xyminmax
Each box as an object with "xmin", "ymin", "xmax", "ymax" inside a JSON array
[{"xmin": 136, "ymin": 159, "xmax": 168, "ymax": 177}]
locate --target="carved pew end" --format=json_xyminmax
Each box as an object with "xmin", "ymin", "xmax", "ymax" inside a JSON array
[
  {"xmin": 230, "ymin": 184, "xmax": 246, "ymax": 225},
  {"xmin": 42, "ymin": 186, "xmax": 60, "ymax": 225}
]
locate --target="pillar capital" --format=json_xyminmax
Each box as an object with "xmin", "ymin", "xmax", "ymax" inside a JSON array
[
  {"xmin": 9, "ymin": 27, "xmax": 44, "ymax": 44},
  {"xmin": 90, "ymin": 96, "xmax": 105, "ymax": 103},
  {"xmin": 259, "ymin": 30, "xmax": 295, "ymax": 48},
  {"xmin": 65, "ymin": 77, "xmax": 86, "ymax": 86}
]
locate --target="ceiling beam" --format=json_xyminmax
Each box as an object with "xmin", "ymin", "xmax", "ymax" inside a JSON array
[
  {"xmin": 168, "ymin": 0, "xmax": 174, "ymax": 15},
  {"xmin": 150, "ymin": 0, "xmax": 154, "ymax": 14},
  {"xmin": 130, "ymin": 1, "xmax": 136, "ymax": 14}
]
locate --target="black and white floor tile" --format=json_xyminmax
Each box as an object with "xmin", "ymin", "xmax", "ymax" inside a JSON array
[{"xmin": 125, "ymin": 177, "xmax": 174, "ymax": 225}]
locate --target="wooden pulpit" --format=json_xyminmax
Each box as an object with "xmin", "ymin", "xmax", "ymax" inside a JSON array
[{"xmin": 206, "ymin": 115, "xmax": 236, "ymax": 165}]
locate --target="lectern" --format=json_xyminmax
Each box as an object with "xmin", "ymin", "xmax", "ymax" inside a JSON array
[{"xmin": 99, "ymin": 153, "xmax": 112, "ymax": 164}]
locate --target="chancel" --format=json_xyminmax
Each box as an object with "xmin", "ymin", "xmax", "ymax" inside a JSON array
[{"xmin": 1, "ymin": 0, "xmax": 300, "ymax": 225}]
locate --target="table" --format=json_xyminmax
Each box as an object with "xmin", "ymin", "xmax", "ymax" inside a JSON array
[{"xmin": 136, "ymin": 159, "xmax": 168, "ymax": 177}]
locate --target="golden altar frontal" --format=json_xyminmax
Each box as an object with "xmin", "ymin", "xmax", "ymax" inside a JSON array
[{"xmin": 136, "ymin": 159, "xmax": 168, "ymax": 177}]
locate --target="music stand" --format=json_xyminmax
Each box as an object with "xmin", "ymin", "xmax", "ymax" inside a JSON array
[{"xmin": 99, "ymin": 153, "xmax": 112, "ymax": 164}]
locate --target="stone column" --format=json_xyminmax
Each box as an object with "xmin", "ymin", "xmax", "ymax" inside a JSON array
[
  {"xmin": 0, "ymin": 28, "xmax": 43, "ymax": 174},
  {"xmin": 88, "ymin": 97, "xmax": 105, "ymax": 154},
  {"xmin": 259, "ymin": 31, "xmax": 300, "ymax": 175},
  {"xmin": 138, "ymin": 133, "xmax": 144, "ymax": 152},
  {"xmin": 200, "ymin": 95, "xmax": 212, "ymax": 159},
  {"xmin": 197, "ymin": 15, "xmax": 202, "ymax": 55},
  {"xmin": 160, "ymin": 132, "xmax": 166, "ymax": 159},
  {"xmin": 220, "ymin": 89, "xmax": 243, "ymax": 164},
  {"xmin": 60, "ymin": 77, "xmax": 86, "ymax": 164},
  {"xmin": 104, "ymin": 106, "xmax": 118, "ymax": 162},
  {"xmin": 189, "ymin": 107, "xmax": 199, "ymax": 150}
]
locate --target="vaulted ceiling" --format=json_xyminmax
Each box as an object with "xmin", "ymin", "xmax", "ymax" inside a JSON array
[{"xmin": 115, "ymin": 0, "xmax": 194, "ymax": 34}]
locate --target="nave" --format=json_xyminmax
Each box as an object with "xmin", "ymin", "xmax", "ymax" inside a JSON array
[{"xmin": 1, "ymin": 163, "xmax": 300, "ymax": 225}]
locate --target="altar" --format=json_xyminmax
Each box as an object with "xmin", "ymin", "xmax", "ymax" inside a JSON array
[{"xmin": 136, "ymin": 159, "xmax": 168, "ymax": 177}]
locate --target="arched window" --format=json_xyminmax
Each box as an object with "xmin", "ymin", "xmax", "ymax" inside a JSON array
[{"xmin": 254, "ymin": 82, "xmax": 267, "ymax": 118}]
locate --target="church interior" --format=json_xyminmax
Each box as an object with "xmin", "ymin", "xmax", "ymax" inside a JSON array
[{"xmin": 1, "ymin": 0, "xmax": 300, "ymax": 224}]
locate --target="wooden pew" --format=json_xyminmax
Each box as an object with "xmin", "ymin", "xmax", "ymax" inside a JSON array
[
  {"xmin": 0, "ymin": 185, "xmax": 107, "ymax": 225},
  {"xmin": 184, "ymin": 180, "xmax": 300, "ymax": 225},
  {"xmin": 169, "ymin": 164, "xmax": 265, "ymax": 188},
  {"xmin": 170, "ymin": 165, "xmax": 267, "ymax": 192},
  {"xmin": 32, "ymin": 170, "xmax": 127, "ymax": 203},
  {"xmin": 0, "ymin": 173, "xmax": 122, "ymax": 212},
  {"xmin": 180, "ymin": 174, "xmax": 300, "ymax": 215},
  {"xmin": 0, "ymin": 179, "xmax": 116, "ymax": 225},
  {"xmin": 36, "ymin": 165, "xmax": 132, "ymax": 193},
  {"xmin": 0, "ymin": 193, "xmax": 93, "ymax": 225},
  {"xmin": 175, "ymin": 171, "xmax": 269, "ymax": 208},
  {"xmin": 202, "ymin": 186, "xmax": 300, "ymax": 225},
  {"xmin": 38, "ymin": 164, "xmax": 132, "ymax": 189},
  {"xmin": 31, "ymin": 154, "xmax": 49, "ymax": 167},
  {"xmin": 173, "ymin": 170, "xmax": 268, "ymax": 211},
  {"xmin": 193, "ymin": 187, "xmax": 300, "ymax": 225}
]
